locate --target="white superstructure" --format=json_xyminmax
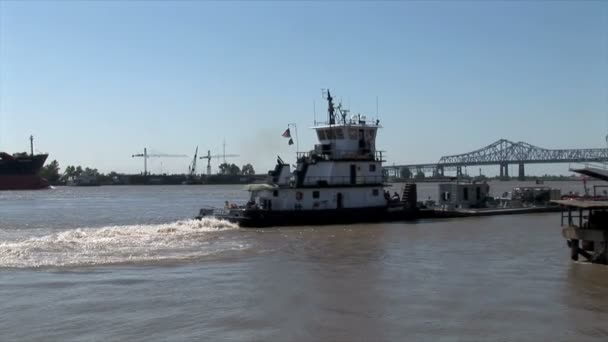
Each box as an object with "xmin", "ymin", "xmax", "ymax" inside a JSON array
[{"xmin": 245, "ymin": 90, "xmax": 389, "ymax": 211}]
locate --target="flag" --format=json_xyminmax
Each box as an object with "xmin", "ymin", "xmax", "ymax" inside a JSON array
[
  {"xmin": 282, "ymin": 128, "xmax": 291, "ymax": 138},
  {"xmin": 288, "ymin": 138, "xmax": 294, "ymax": 145}
]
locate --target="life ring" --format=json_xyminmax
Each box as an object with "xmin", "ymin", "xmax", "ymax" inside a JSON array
[{"xmin": 296, "ymin": 191, "xmax": 303, "ymax": 201}]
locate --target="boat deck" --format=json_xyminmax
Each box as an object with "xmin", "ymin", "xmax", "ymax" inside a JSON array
[{"xmin": 424, "ymin": 206, "xmax": 561, "ymax": 218}]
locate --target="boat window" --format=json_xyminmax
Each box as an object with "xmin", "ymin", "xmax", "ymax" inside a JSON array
[
  {"xmin": 317, "ymin": 130, "xmax": 325, "ymax": 140},
  {"xmin": 369, "ymin": 164, "xmax": 376, "ymax": 172},
  {"xmin": 334, "ymin": 128, "xmax": 344, "ymax": 139},
  {"xmin": 313, "ymin": 191, "xmax": 320, "ymax": 199},
  {"xmin": 476, "ymin": 187, "xmax": 481, "ymax": 200},
  {"xmin": 349, "ymin": 128, "xmax": 358, "ymax": 139},
  {"xmin": 326, "ymin": 129, "xmax": 335, "ymax": 139},
  {"xmin": 372, "ymin": 189, "xmax": 379, "ymax": 196},
  {"xmin": 365, "ymin": 130, "xmax": 376, "ymax": 140},
  {"xmin": 463, "ymin": 187, "xmax": 469, "ymax": 201},
  {"xmin": 273, "ymin": 190, "xmax": 278, "ymax": 197}
]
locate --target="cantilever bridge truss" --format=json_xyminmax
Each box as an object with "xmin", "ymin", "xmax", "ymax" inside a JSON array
[{"xmin": 384, "ymin": 139, "xmax": 608, "ymax": 179}]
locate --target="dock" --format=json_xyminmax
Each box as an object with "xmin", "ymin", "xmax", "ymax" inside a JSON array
[{"xmin": 553, "ymin": 200, "xmax": 608, "ymax": 264}]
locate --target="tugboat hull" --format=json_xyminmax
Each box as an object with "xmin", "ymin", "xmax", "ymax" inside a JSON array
[{"xmin": 197, "ymin": 206, "xmax": 418, "ymax": 228}]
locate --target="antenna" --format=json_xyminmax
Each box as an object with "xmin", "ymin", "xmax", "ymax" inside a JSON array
[
  {"xmin": 313, "ymin": 100, "xmax": 316, "ymax": 125},
  {"xmin": 376, "ymin": 96, "xmax": 379, "ymax": 121},
  {"xmin": 29, "ymin": 135, "xmax": 34, "ymax": 156},
  {"xmin": 338, "ymin": 103, "xmax": 348, "ymax": 124}
]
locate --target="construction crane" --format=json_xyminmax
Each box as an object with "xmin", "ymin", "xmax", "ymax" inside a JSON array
[
  {"xmin": 188, "ymin": 146, "xmax": 199, "ymax": 177},
  {"xmin": 131, "ymin": 147, "xmax": 188, "ymax": 176},
  {"xmin": 199, "ymin": 150, "xmax": 239, "ymax": 175}
]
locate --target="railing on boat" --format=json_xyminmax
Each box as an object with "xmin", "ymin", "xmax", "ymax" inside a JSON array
[
  {"xmin": 297, "ymin": 149, "xmax": 385, "ymax": 162},
  {"xmin": 301, "ymin": 175, "xmax": 385, "ymax": 186}
]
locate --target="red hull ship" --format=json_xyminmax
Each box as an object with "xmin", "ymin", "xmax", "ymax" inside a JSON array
[{"xmin": 0, "ymin": 137, "xmax": 49, "ymax": 190}]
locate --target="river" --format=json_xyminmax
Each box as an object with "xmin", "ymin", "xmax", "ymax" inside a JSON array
[{"xmin": 1, "ymin": 181, "xmax": 607, "ymax": 341}]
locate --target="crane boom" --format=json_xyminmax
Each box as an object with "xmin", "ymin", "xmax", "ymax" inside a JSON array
[
  {"xmin": 189, "ymin": 146, "xmax": 198, "ymax": 176},
  {"xmin": 131, "ymin": 147, "xmax": 188, "ymax": 175},
  {"xmin": 199, "ymin": 154, "xmax": 239, "ymax": 159},
  {"xmin": 132, "ymin": 154, "xmax": 188, "ymax": 157}
]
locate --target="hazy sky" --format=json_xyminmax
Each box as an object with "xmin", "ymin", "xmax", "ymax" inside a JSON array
[{"xmin": 1, "ymin": 1, "xmax": 606, "ymax": 176}]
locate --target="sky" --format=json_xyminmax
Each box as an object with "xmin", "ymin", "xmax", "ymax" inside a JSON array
[{"xmin": 0, "ymin": 1, "xmax": 607, "ymax": 176}]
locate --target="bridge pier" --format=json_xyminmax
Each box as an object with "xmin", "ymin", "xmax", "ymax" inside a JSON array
[
  {"xmin": 518, "ymin": 163, "xmax": 525, "ymax": 180},
  {"xmin": 499, "ymin": 163, "xmax": 509, "ymax": 179},
  {"xmin": 456, "ymin": 166, "xmax": 462, "ymax": 178},
  {"xmin": 438, "ymin": 166, "xmax": 444, "ymax": 177}
]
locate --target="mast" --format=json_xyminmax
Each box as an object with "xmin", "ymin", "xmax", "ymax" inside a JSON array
[
  {"xmin": 376, "ymin": 96, "xmax": 379, "ymax": 122},
  {"xmin": 29, "ymin": 135, "xmax": 34, "ymax": 156},
  {"xmin": 327, "ymin": 90, "xmax": 335, "ymax": 125}
]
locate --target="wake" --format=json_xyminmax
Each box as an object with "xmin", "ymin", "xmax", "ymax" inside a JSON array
[{"xmin": 0, "ymin": 218, "xmax": 243, "ymax": 268}]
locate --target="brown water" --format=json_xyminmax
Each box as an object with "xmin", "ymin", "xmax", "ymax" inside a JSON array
[{"xmin": 1, "ymin": 182, "xmax": 607, "ymax": 341}]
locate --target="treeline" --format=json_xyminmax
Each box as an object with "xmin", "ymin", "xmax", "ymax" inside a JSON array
[
  {"xmin": 39, "ymin": 160, "xmax": 120, "ymax": 185},
  {"xmin": 39, "ymin": 160, "xmax": 258, "ymax": 185},
  {"xmin": 218, "ymin": 163, "xmax": 255, "ymax": 176}
]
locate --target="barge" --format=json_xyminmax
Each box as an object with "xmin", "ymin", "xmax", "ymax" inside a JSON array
[{"xmin": 427, "ymin": 182, "xmax": 561, "ymax": 218}]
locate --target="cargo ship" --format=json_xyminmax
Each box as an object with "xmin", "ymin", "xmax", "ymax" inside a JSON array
[{"xmin": 0, "ymin": 136, "xmax": 49, "ymax": 190}]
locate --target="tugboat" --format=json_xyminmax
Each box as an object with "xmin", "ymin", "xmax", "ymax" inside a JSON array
[{"xmin": 196, "ymin": 90, "xmax": 418, "ymax": 227}]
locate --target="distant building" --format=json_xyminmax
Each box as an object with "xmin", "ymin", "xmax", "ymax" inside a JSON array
[
  {"xmin": 438, "ymin": 182, "xmax": 490, "ymax": 209},
  {"xmin": 66, "ymin": 175, "xmax": 100, "ymax": 186}
]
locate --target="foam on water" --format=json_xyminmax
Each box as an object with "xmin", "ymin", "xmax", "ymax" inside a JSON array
[{"xmin": 0, "ymin": 218, "xmax": 243, "ymax": 268}]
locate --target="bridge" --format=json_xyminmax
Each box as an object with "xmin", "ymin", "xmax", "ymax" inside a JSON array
[{"xmin": 384, "ymin": 139, "xmax": 608, "ymax": 180}]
